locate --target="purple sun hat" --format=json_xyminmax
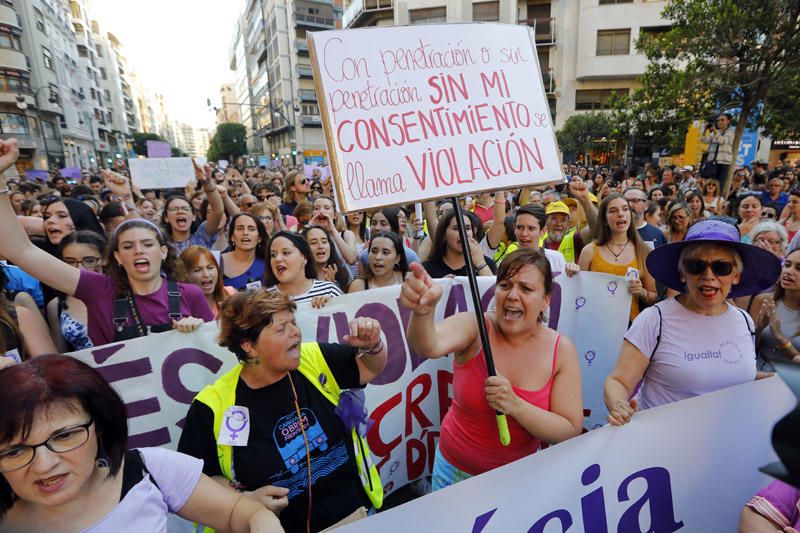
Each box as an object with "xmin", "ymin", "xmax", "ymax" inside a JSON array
[{"xmin": 646, "ymin": 219, "xmax": 781, "ymax": 297}]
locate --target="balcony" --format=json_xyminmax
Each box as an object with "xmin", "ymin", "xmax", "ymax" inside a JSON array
[
  {"xmin": 297, "ymin": 65, "xmax": 313, "ymax": 79},
  {"xmin": 298, "ymin": 89, "xmax": 317, "ymax": 102},
  {"xmin": 296, "ymin": 41, "xmax": 309, "ymax": 56},
  {"xmin": 0, "ymin": 4, "xmax": 19, "ymax": 28},
  {"xmin": 294, "ymin": 12, "xmax": 335, "ymax": 28},
  {"xmin": 300, "ymin": 115, "xmax": 322, "ymax": 126},
  {"xmin": 343, "ymin": 0, "xmax": 393, "ymax": 28},
  {"xmin": 520, "ymin": 16, "xmax": 556, "ymax": 45},
  {"xmin": 0, "ymin": 49, "xmax": 27, "ymax": 71}
]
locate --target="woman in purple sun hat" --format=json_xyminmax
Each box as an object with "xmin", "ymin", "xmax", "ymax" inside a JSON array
[{"xmin": 603, "ymin": 219, "xmax": 781, "ymax": 425}]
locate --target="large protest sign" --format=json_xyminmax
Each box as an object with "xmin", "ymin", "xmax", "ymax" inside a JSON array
[
  {"xmin": 128, "ymin": 157, "xmax": 194, "ymax": 189},
  {"xmin": 308, "ymin": 23, "xmax": 562, "ymax": 212},
  {"xmin": 68, "ymin": 273, "xmax": 630, "ymax": 493},
  {"xmin": 341, "ymin": 377, "xmax": 794, "ymax": 532}
]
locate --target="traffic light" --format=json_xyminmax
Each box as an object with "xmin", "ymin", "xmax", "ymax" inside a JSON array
[{"xmin": 291, "ymin": 144, "xmax": 297, "ymax": 156}]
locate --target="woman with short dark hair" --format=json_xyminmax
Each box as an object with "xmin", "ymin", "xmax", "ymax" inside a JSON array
[{"xmin": 0, "ymin": 355, "xmax": 281, "ymax": 531}]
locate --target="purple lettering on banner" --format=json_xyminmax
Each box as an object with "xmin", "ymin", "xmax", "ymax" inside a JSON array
[
  {"xmin": 616, "ymin": 467, "xmax": 683, "ymax": 532},
  {"xmin": 548, "ymin": 278, "xmax": 562, "ymax": 330},
  {"xmin": 528, "ymin": 509, "xmax": 573, "ymax": 533},
  {"xmin": 91, "ymin": 343, "xmax": 125, "ymax": 364},
  {"xmin": 95, "ymin": 358, "xmax": 153, "ymax": 383},
  {"xmin": 161, "ymin": 348, "xmax": 226, "ymax": 404},
  {"xmin": 444, "ymin": 284, "xmax": 468, "ymax": 318},
  {"xmin": 316, "ymin": 315, "xmax": 331, "ymax": 342},
  {"xmin": 580, "ymin": 464, "xmax": 608, "ymax": 533},
  {"xmin": 397, "ymin": 299, "xmax": 427, "ymax": 373},
  {"xmin": 357, "ymin": 303, "xmax": 406, "ymax": 385},
  {"xmin": 480, "ymin": 283, "xmax": 496, "ymax": 311},
  {"xmin": 128, "ymin": 427, "xmax": 172, "ymax": 449},
  {"xmin": 126, "ymin": 397, "xmax": 161, "ymax": 419},
  {"xmin": 471, "ymin": 509, "xmax": 498, "ymax": 533},
  {"xmin": 332, "ymin": 311, "xmax": 351, "ymax": 343}
]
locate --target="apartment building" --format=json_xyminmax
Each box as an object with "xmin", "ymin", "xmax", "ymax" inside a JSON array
[
  {"xmin": 343, "ymin": 0, "xmax": 669, "ymax": 130},
  {"xmin": 230, "ymin": 0, "xmax": 342, "ymax": 165},
  {"xmin": 216, "ymin": 83, "xmax": 241, "ymax": 126}
]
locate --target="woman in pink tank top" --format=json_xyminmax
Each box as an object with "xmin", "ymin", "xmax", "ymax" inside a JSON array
[{"xmin": 401, "ymin": 249, "xmax": 584, "ymax": 490}]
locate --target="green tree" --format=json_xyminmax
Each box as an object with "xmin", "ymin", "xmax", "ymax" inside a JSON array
[
  {"xmin": 556, "ymin": 112, "xmax": 624, "ymax": 163},
  {"xmin": 208, "ymin": 123, "xmax": 247, "ymax": 162},
  {"xmin": 130, "ymin": 132, "xmax": 165, "ymax": 157},
  {"xmin": 171, "ymin": 147, "xmax": 187, "ymax": 157},
  {"xmin": 614, "ymin": 0, "xmax": 800, "ymax": 194}
]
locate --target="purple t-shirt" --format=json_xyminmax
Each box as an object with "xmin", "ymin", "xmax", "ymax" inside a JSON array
[
  {"xmin": 75, "ymin": 270, "xmax": 214, "ymax": 347},
  {"xmin": 84, "ymin": 447, "xmax": 202, "ymax": 532},
  {"xmin": 746, "ymin": 480, "xmax": 800, "ymax": 530}
]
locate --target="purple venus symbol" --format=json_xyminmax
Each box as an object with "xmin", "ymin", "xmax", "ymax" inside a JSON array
[
  {"xmin": 607, "ymin": 281, "xmax": 618, "ymax": 296},
  {"xmin": 225, "ymin": 408, "xmax": 248, "ymax": 439},
  {"xmin": 575, "ymin": 296, "xmax": 586, "ymax": 311},
  {"xmin": 584, "ymin": 350, "xmax": 597, "ymax": 366}
]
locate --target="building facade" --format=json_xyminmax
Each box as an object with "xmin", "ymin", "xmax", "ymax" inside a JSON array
[{"xmin": 343, "ymin": 0, "xmax": 669, "ymax": 133}]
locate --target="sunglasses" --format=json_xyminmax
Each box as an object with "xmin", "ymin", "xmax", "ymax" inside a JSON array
[
  {"xmin": 243, "ymin": 201, "xmax": 255, "ymax": 208},
  {"xmin": 683, "ymin": 259, "xmax": 734, "ymax": 277}
]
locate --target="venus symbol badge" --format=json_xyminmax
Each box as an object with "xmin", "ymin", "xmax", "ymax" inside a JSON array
[{"xmin": 219, "ymin": 406, "xmax": 251, "ymax": 446}]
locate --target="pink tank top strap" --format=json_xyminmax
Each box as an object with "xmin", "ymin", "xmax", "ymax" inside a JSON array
[{"xmin": 550, "ymin": 334, "xmax": 561, "ymax": 376}]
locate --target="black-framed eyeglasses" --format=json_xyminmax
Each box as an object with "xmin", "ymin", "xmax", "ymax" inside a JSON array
[
  {"xmin": 63, "ymin": 256, "xmax": 101, "ymax": 269},
  {"xmin": 683, "ymin": 259, "xmax": 734, "ymax": 277},
  {"xmin": 243, "ymin": 202, "xmax": 255, "ymax": 208},
  {"xmin": 257, "ymin": 195, "xmax": 275, "ymax": 201},
  {"xmin": 0, "ymin": 418, "xmax": 94, "ymax": 472}
]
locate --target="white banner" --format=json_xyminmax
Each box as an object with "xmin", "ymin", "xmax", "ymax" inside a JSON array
[
  {"xmin": 68, "ymin": 273, "xmax": 630, "ymax": 493},
  {"xmin": 341, "ymin": 377, "xmax": 795, "ymax": 532},
  {"xmin": 308, "ymin": 23, "xmax": 562, "ymax": 212},
  {"xmin": 128, "ymin": 157, "xmax": 194, "ymax": 189}
]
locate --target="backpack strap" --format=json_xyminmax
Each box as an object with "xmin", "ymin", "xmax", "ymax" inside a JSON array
[
  {"xmin": 113, "ymin": 294, "xmax": 130, "ymax": 332},
  {"xmin": 733, "ymin": 305, "xmax": 756, "ymax": 352},
  {"xmin": 166, "ymin": 280, "xmax": 182, "ymax": 321},
  {"xmin": 650, "ymin": 303, "xmax": 663, "ymax": 359},
  {"xmin": 120, "ymin": 449, "xmax": 160, "ymax": 501}
]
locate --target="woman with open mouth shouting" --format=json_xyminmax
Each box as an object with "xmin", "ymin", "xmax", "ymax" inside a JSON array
[
  {"xmin": 264, "ymin": 231, "xmax": 343, "ymax": 309},
  {"xmin": 348, "ymin": 231, "xmax": 409, "ymax": 293},
  {"xmin": 179, "ymin": 290, "xmax": 387, "ymax": 532},
  {"xmin": 402, "ymin": 250, "xmax": 583, "ymax": 489},
  {"xmin": 0, "ymin": 139, "xmax": 214, "ymax": 347},
  {"xmin": 160, "ymin": 161, "xmax": 225, "ymax": 253},
  {"xmin": 604, "ymin": 219, "xmax": 781, "ymax": 426},
  {"xmin": 302, "ymin": 225, "xmax": 352, "ymax": 293},
  {"xmin": 578, "ymin": 193, "xmax": 657, "ymax": 323},
  {"xmin": 221, "ymin": 213, "xmax": 269, "ymax": 291},
  {"xmin": 181, "ymin": 246, "xmax": 235, "ymax": 319}
]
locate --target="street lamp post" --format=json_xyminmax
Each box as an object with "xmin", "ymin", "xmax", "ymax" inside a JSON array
[{"xmin": 15, "ymin": 87, "xmax": 60, "ymax": 170}]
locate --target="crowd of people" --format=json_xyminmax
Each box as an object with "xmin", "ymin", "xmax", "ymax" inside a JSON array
[{"xmin": 0, "ymin": 130, "xmax": 799, "ymax": 531}]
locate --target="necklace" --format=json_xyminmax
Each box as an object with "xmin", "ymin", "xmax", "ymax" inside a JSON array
[
  {"xmin": 606, "ymin": 240, "xmax": 630, "ymax": 262},
  {"xmin": 287, "ymin": 373, "xmax": 313, "ymax": 533}
]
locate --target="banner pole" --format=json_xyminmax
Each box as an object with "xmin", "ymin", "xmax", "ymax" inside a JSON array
[{"xmin": 452, "ymin": 196, "xmax": 510, "ymax": 446}]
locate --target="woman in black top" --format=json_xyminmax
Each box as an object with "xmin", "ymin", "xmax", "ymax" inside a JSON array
[{"xmin": 422, "ymin": 210, "xmax": 496, "ymax": 278}]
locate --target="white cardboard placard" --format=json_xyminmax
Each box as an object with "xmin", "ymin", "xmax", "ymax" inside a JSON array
[{"xmin": 128, "ymin": 157, "xmax": 194, "ymax": 190}]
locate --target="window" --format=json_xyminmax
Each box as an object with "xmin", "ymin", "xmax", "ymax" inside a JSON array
[
  {"xmin": 100, "ymin": 67, "xmax": 106, "ymax": 80},
  {"xmin": 599, "ymin": 0, "xmax": 632, "ymax": 4},
  {"xmin": 34, "ymin": 8, "xmax": 45, "ymax": 32},
  {"xmin": 301, "ymin": 103, "xmax": 319, "ymax": 115},
  {"xmin": 104, "ymin": 89, "xmax": 110, "ymax": 100},
  {"xmin": 42, "ymin": 120, "xmax": 57, "ymax": 140},
  {"xmin": 77, "ymin": 45, "xmax": 88, "ymax": 58},
  {"xmin": 575, "ymin": 89, "xmax": 626, "ymax": 110},
  {"xmin": 596, "ymin": 29, "xmax": 630, "ymax": 56},
  {"xmin": 637, "ymin": 26, "xmax": 671, "ymax": 51},
  {"xmin": 473, "ymin": 1, "xmax": 499, "ymax": 22},
  {"xmin": 0, "ymin": 113, "xmax": 28, "ymax": 134},
  {"xmin": 95, "ymin": 44, "xmax": 103, "ymax": 58},
  {"xmin": 0, "ymin": 71, "xmax": 31, "ymax": 93},
  {"xmin": 409, "ymin": 7, "xmax": 446, "ymax": 25},
  {"xmin": 0, "ymin": 30, "xmax": 21, "ymax": 50},
  {"xmin": 42, "ymin": 47, "xmax": 53, "ymax": 70}
]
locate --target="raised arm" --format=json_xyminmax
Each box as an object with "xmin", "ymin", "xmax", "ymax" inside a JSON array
[
  {"xmin": 400, "ymin": 262, "xmax": 478, "ymax": 358},
  {"xmin": 570, "ymin": 180, "xmax": 599, "ymax": 244},
  {"xmin": 193, "ymin": 160, "xmax": 225, "ymax": 235},
  {"xmin": 485, "ymin": 190, "xmax": 506, "ymax": 249},
  {"xmin": 0, "ymin": 140, "xmax": 79, "ymax": 295}
]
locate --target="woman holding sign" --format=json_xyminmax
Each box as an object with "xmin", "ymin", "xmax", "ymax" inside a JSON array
[{"xmin": 402, "ymin": 250, "xmax": 583, "ymax": 489}]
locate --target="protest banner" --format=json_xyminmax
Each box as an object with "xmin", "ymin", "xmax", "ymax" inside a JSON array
[
  {"xmin": 128, "ymin": 157, "xmax": 194, "ymax": 189},
  {"xmin": 257, "ymin": 155, "xmax": 270, "ymax": 167},
  {"xmin": 218, "ymin": 160, "xmax": 229, "ymax": 170},
  {"xmin": 146, "ymin": 140, "xmax": 172, "ymax": 158},
  {"xmin": 59, "ymin": 166, "xmax": 81, "ymax": 179},
  {"xmin": 303, "ymin": 163, "xmax": 330, "ymax": 181},
  {"xmin": 340, "ymin": 377, "xmax": 794, "ymax": 532},
  {"xmin": 68, "ymin": 273, "xmax": 631, "ymax": 493},
  {"xmin": 308, "ymin": 23, "xmax": 563, "ymax": 212}
]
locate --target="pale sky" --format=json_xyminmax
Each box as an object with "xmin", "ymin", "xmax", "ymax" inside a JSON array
[{"xmin": 89, "ymin": 0, "xmax": 245, "ymax": 129}]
